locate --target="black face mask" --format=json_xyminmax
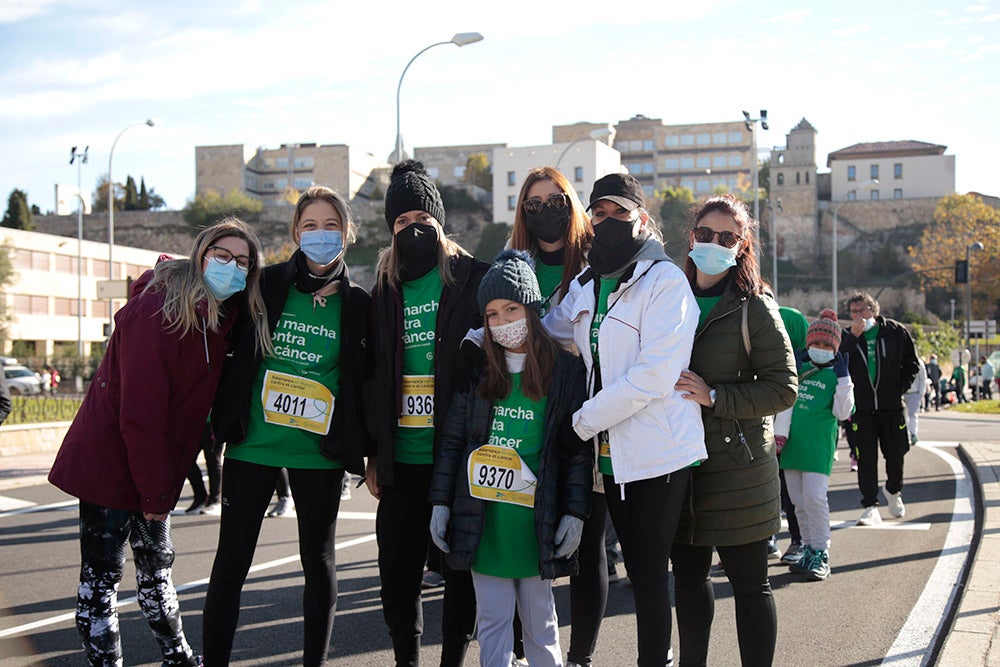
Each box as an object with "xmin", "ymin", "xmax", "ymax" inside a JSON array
[
  {"xmin": 395, "ymin": 222, "xmax": 439, "ymax": 266},
  {"xmin": 524, "ymin": 207, "xmax": 570, "ymax": 244},
  {"xmin": 589, "ymin": 214, "xmax": 648, "ymax": 276}
]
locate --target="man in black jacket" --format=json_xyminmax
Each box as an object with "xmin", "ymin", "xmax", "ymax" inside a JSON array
[{"xmin": 840, "ymin": 292, "xmax": 919, "ymax": 526}]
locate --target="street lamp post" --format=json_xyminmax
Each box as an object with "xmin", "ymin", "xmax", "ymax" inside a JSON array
[
  {"xmin": 770, "ymin": 197, "xmax": 782, "ymax": 295},
  {"xmin": 831, "ymin": 178, "xmax": 878, "ymax": 311},
  {"xmin": 70, "ymin": 146, "xmax": 89, "ymax": 358},
  {"xmin": 555, "ymin": 127, "xmax": 615, "ymax": 170},
  {"xmin": 965, "ymin": 241, "xmax": 984, "ymax": 351},
  {"xmin": 108, "ymin": 118, "xmax": 156, "ymax": 336},
  {"xmin": 742, "ymin": 110, "xmax": 768, "ymax": 225},
  {"xmin": 392, "ymin": 32, "xmax": 483, "ymax": 164}
]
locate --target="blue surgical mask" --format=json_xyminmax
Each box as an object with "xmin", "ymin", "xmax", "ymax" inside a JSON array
[
  {"xmin": 689, "ymin": 242, "xmax": 739, "ymax": 276},
  {"xmin": 299, "ymin": 230, "xmax": 343, "ymax": 266},
  {"xmin": 204, "ymin": 256, "xmax": 248, "ymax": 300},
  {"xmin": 808, "ymin": 347, "xmax": 836, "ymax": 365}
]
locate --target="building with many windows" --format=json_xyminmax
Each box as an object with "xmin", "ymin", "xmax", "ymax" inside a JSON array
[
  {"xmin": 490, "ymin": 141, "xmax": 622, "ymax": 225},
  {"xmin": 195, "ymin": 143, "xmax": 383, "ymax": 206},
  {"xmin": 827, "ymin": 141, "xmax": 955, "ymax": 202},
  {"xmin": 554, "ymin": 116, "xmax": 755, "ymax": 196},
  {"xmin": 1, "ymin": 227, "xmax": 165, "ymax": 360},
  {"xmin": 414, "ymin": 143, "xmax": 507, "ymax": 187}
]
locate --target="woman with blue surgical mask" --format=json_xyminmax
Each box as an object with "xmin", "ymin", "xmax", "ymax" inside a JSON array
[
  {"xmin": 671, "ymin": 194, "xmax": 797, "ymax": 666},
  {"xmin": 204, "ymin": 186, "xmax": 374, "ymax": 665},
  {"xmin": 49, "ymin": 218, "xmax": 269, "ymax": 667}
]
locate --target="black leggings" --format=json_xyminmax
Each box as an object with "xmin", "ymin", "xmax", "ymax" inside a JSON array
[
  {"xmin": 604, "ymin": 470, "xmax": 689, "ymax": 667},
  {"xmin": 671, "ymin": 539, "xmax": 776, "ymax": 667},
  {"xmin": 566, "ymin": 490, "xmax": 609, "ymax": 666},
  {"xmin": 203, "ymin": 458, "xmax": 344, "ymax": 666}
]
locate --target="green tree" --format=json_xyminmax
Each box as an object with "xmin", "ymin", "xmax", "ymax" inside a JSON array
[
  {"xmin": 655, "ymin": 185, "xmax": 696, "ymax": 263},
  {"xmin": 91, "ymin": 174, "xmax": 115, "ymax": 213},
  {"xmin": 1, "ymin": 189, "xmax": 33, "ymax": 230},
  {"xmin": 124, "ymin": 176, "xmax": 140, "ymax": 211},
  {"xmin": 0, "ymin": 240, "xmax": 15, "ymax": 341},
  {"xmin": 463, "ymin": 153, "xmax": 492, "ymax": 190},
  {"xmin": 182, "ymin": 189, "xmax": 263, "ymax": 232},
  {"xmin": 139, "ymin": 177, "xmax": 150, "ymax": 210}
]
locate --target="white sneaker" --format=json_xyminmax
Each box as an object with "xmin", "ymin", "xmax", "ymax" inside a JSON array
[
  {"xmin": 885, "ymin": 487, "xmax": 905, "ymax": 518},
  {"xmin": 858, "ymin": 505, "xmax": 882, "ymax": 526}
]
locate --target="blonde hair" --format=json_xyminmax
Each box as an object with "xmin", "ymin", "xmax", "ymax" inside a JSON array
[
  {"xmin": 144, "ymin": 218, "xmax": 272, "ymax": 356},
  {"xmin": 375, "ymin": 218, "xmax": 471, "ymax": 290},
  {"xmin": 289, "ymin": 186, "xmax": 356, "ymax": 246}
]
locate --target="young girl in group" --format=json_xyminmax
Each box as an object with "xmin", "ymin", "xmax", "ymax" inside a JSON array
[
  {"xmin": 203, "ymin": 186, "xmax": 372, "ymax": 665},
  {"xmin": 48, "ymin": 218, "xmax": 269, "ymax": 667},
  {"xmin": 774, "ymin": 310, "xmax": 855, "ymax": 580},
  {"xmin": 429, "ymin": 249, "xmax": 593, "ymax": 667},
  {"xmin": 365, "ymin": 160, "xmax": 487, "ymax": 666}
]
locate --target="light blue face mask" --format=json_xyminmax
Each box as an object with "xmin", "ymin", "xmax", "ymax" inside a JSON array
[
  {"xmin": 862, "ymin": 317, "xmax": 877, "ymax": 332},
  {"xmin": 299, "ymin": 230, "xmax": 343, "ymax": 266},
  {"xmin": 808, "ymin": 347, "xmax": 836, "ymax": 365},
  {"xmin": 204, "ymin": 256, "xmax": 248, "ymax": 300},
  {"xmin": 689, "ymin": 242, "xmax": 739, "ymax": 276}
]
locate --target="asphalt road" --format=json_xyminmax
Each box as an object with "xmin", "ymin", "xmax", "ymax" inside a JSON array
[{"xmin": 0, "ymin": 411, "xmax": 988, "ymax": 666}]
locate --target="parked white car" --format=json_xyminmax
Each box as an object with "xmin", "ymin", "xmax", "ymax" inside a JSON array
[{"xmin": 3, "ymin": 365, "xmax": 42, "ymax": 395}]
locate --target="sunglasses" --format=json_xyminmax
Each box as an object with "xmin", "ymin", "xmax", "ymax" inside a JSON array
[
  {"xmin": 692, "ymin": 226, "xmax": 742, "ymax": 248},
  {"xmin": 522, "ymin": 193, "xmax": 569, "ymax": 216}
]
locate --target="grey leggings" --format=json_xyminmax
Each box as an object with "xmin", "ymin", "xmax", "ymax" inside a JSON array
[{"xmin": 76, "ymin": 501, "xmax": 197, "ymax": 667}]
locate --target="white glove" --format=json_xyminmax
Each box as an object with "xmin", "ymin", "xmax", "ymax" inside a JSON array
[
  {"xmin": 554, "ymin": 515, "xmax": 584, "ymax": 558},
  {"xmin": 430, "ymin": 505, "xmax": 451, "ymax": 554}
]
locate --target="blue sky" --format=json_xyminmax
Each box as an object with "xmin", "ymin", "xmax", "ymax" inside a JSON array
[{"xmin": 1, "ymin": 0, "xmax": 997, "ymax": 213}]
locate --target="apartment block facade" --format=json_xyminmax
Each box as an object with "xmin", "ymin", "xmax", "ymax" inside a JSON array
[{"xmin": 827, "ymin": 141, "xmax": 955, "ymax": 202}]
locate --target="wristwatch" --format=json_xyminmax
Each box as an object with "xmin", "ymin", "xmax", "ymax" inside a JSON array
[{"xmin": 708, "ymin": 388, "xmax": 717, "ymax": 407}]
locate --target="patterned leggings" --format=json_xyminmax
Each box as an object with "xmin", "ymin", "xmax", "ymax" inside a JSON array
[{"xmin": 76, "ymin": 501, "xmax": 197, "ymax": 667}]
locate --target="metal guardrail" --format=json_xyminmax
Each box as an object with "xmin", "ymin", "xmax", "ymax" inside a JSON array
[{"xmin": 5, "ymin": 396, "xmax": 84, "ymax": 426}]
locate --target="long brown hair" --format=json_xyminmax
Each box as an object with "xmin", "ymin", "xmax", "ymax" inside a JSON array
[
  {"xmin": 479, "ymin": 307, "xmax": 560, "ymax": 402},
  {"xmin": 684, "ymin": 194, "xmax": 764, "ymax": 297},
  {"xmin": 509, "ymin": 167, "xmax": 593, "ymax": 300}
]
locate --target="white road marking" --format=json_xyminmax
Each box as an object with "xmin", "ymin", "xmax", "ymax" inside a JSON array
[
  {"xmin": 0, "ymin": 495, "xmax": 36, "ymax": 511},
  {"xmin": 0, "ymin": 499, "xmax": 77, "ymax": 518},
  {"xmin": 781, "ymin": 518, "xmax": 931, "ymax": 531},
  {"xmin": 882, "ymin": 442, "xmax": 974, "ymax": 666},
  {"xmin": 0, "ymin": 525, "xmax": 378, "ymax": 639}
]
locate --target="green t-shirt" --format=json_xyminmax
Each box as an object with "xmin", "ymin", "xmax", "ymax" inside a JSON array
[
  {"xmin": 228, "ymin": 287, "xmax": 342, "ymax": 469},
  {"xmin": 394, "ymin": 269, "xmax": 443, "ymax": 464},
  {"xmin": 864, "ymin": 325, "xmax": 880, "ymax": 386},
  {"xmin": 780, "ymin": 363, "xmax": 840, "ymax": 476},
  {"xmin": 779, "ymin": 306, "xmax": 810, "ymax": 354},
  {"xmin": 472, "ymin": 373, "xmax": 547, "ymax": 578},
  {"xmin": 592, "ymin": 277, "xmax": 616, "ymax": 476},
  {"xmin": 535, "ymin": 259, "xmax": 563, "ymax": 318},
  {"xmin": 695, "ymin": 294, "xmax": 722, "ymax": 330}
]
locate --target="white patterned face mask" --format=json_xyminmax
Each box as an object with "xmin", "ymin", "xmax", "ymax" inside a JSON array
[{"xmin": 490, "ymin": 317, "xmax": 529, "ymax": 350}]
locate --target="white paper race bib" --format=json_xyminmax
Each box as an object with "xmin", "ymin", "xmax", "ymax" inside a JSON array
[
  {"xmin": 468, "ymin": 445, "xmax": 537, "ymax": 508},
  {"xmin": 260, "ymin": 370, "xmax": 334, "ymax": 435},
  {"xmin": 399, "ymin": 374, "xmax": 435, "ymax": 428}
]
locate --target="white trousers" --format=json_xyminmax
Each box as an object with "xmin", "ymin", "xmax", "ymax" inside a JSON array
[
  {"xmin": 783, "ymin": 470, "xmax": 831, "ymax": 550},
  {"xmin": 903, "ymin": 392, "xmax": 922, "ymax": 440},
  {"xmin": 470, "ymin": 571, "xmax": 562, "ymax": 667}
]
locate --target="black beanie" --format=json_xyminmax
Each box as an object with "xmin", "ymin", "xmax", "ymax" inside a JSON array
[
  {"xmin": 384, "ymin": 160, "xmax": 446, "ymax": 229},
  {"xmin": 478, "ymin": 249, "xmax": 544, "ymax": 314}
]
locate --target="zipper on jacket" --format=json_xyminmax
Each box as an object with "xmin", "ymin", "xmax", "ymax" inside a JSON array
[
  {"xmin": 736, "ymin": 420, "xmax": 753, "ymax": 461},
  {"xmin": 202, "ymin": 317, "xmax": 210, "ymax": 371}
]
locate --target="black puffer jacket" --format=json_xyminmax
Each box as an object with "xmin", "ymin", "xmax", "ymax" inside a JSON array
[
  {"xmin": 428, "ymin": 350, "xmax": 593, "ymax": 580},
  {"xmin": 365, "ymin": 254, "xmax": 488, "ymax": 487},
  {"xmin": 211, "ymin": 253, "xmax": 373, "ymax": 476},
  {"xmin": 840, "ymin": 315, "xmax": 919, "ymax": 413}
]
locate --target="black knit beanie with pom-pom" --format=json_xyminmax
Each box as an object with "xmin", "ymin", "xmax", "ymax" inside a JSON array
[{"xmin": 384, "ymin": 159, "xmax": 446, "ymax": 229}]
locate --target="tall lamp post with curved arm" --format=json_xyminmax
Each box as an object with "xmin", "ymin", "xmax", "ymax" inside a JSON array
[
  {"xmin": 392, "ymin": 33, "xmax": 483, "ymax": 164},
  {"xmin": 831, "ymin": 178, "xmax": 878, "ymax": 311},
  {"xmin": 107, "ymin": 118, "xmax": 157, "ymax": 335},
  {"xmin": 555, "ymin": 127, "xmax": 615, "ymax": 169}
]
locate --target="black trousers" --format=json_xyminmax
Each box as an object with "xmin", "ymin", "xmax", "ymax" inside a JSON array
[
  {"xmin": 186, "ymin": 423, "xmax": 222, "ymax": 504},
  {"xmin": 851, "ymin": 409, "xmax": 909, "ymax": 507},
  {"xmin": 376, "ymin": 462, "xmax": 475, "ymax": 667},
  {"xmin": 672, "ymin": 539, "xmax": 776, "ymax": 667},
  {"xmin": 566, "ymin": 490, "xmax": 610, "ymax": 666},
  {"xmin": 604, "ymin": 469, "xmax": 689, "ymax": 667},
  {"xmin": 203, "ymin": 458, "xmax": 343, "ymax": 666}
]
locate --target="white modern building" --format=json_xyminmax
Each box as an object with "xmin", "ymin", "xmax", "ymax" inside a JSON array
[
  {"xmin": 1, "ymin": 227, "xmax": 165, "ymax": 360},
  {"xmin": 827, "ymin": 141, "xmax": 955, "ymax": 202},
  {"xmin": 491, "ymin": 141, "xmax": 622, "ymax": 225}
]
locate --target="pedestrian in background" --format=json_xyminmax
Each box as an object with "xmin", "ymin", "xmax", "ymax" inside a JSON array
[
  {"xmin": 671, "ymin": 194, "xmax": 797, "ymax": 667},
  {"xmin": 203, "ymin": 187, "xmax": 372, "ymax": 666},
  {"xmin": 981, "ymin": 356, "xmax": 995, "ymax": 400},
  {"xmin": 904, "ymin": 356, "xmax": 927, "ymax": 446},
  {"xmin": 429, "ymin": 250, "xmax": 592, "ymax": 667},
  {"xmin": 48, "ymin": 219, "xmax": 269, "ymax": 667},
  {"xmin": 365, "ymin": 160, "xmax": 487, "ymax": 667},
  {"xmin": 926, "ymin": 354, "xmax": 942, "ymax": 410}
]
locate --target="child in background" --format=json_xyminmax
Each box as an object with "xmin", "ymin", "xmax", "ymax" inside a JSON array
[
  {"xmin": 429, "ymin": 250, "xmax": 592, "ymax": 667},
  {"xmin": 774, "ymin": 309, "xmax": 855, "ymax": 581}
]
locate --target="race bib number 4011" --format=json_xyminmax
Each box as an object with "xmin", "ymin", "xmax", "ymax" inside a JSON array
[
  {"xmin": 468, "ymin": 445, "xmax": 537, "ymax": 508},
  {"xmin": 260, "ymin": 370, "xmax": 334, "ymax": 435}
]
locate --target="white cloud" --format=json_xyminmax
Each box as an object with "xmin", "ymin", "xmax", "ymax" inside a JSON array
[
  {"xmin": 755, "ymin": 9, "xmax": 810, "ymax": 24},
  {"xmin": 0, "ymin": 0, "xmax": 57, "ymax": 24}
]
